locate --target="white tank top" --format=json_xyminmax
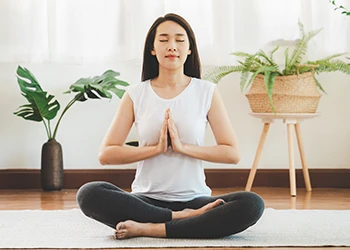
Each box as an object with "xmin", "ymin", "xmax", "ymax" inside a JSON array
[{"xmin": 127, "ymin": 78, "xmax": 215, "ymax": 201}]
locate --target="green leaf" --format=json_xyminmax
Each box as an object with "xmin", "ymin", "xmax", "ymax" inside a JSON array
[
  {"xmin": 317, "ymin": 53, "xmax": 348, "ymax": 62},
  {"xmin": 231, "ymin": 52, "xmax": 254, "ymax": 58},
  {"xmin": 313, "ymin": 59, "xmax": 350, "ymax": 75},
  {"xmin": 15, "ymin": 66, "xmax": 60, "ymax": 123},
  {"xmin": 245, "ymin": 65, "xmax": 280, "ymax": 92},
  {"xmin": 269, "ymin": 45, "xmax": 280, "ymax": 61},
  {"xmin": 239, "ymin": 71, "xmax": 250, "ymax": 92},
  {"xmin": 256, "ymin": 50, "xmax": 277, "ymax": 66},
  {"xmin": 286, "ymin": 26, "xmax": 322, "ymax": 74},
  {"xmin": 65, "ymin": 70, "xmax": 129, "ymax": 101},
  {"xmin": 16, "ymin": 66, "xmax": 44, "ymax": 102},
  {"xmin": 14, "ymin": 91, "xmax": 60, "ymax": 122},
  {"xmin": 108, "ymin": 86, "xmax": 127, "ymax": 99},
  {"xmin": 313, "ymin": 76, "xmax": 327, "ymax": 94},
  {"xmin": 264, "ymin": 72, "xmax": 279, "ymax": 113},
  {"xmin": 203, "ymin": 65, "xmax": 245, "ymax": 83},
  {"xmin": 283, "ymin": 48, "xmax": 290, "ymax": 74}
]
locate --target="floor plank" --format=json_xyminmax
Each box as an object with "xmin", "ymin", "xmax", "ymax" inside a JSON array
[{"xmin": 0, "ymin": 187, "xmax": 349, "ymax": 250}]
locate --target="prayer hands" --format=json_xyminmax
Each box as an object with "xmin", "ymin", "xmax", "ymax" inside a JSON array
[
  {"xmin": 166, "ymin": 109, "xmax": 184, "ymax": 153},
  {"xmin": 157, "ymin": 112, "xmax": 169, "ymax": 153},
  {"xmin": 157, "ymin": 108, "xmax": 184, "ymax": 154}
]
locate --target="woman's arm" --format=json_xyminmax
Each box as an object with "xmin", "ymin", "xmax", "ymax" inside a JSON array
[
  {"xmin": 98, "ymin": 92, "xmax": 168, "ymax": 165},
  {"xmin": 168, "ymin": 87, "xmax": 240, "ymax": 164}
]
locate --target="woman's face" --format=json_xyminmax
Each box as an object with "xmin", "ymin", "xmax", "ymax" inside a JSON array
[{"xmin": 151, "ymin": 20, "xmax": 191, "ymax": 72}]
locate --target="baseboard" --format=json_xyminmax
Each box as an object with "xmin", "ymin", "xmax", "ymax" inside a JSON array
[{"xmin": 0, "ymin": 169, "xmax": 349, "ymax": 189}]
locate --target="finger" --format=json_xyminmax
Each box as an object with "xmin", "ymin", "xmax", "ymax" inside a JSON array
[
  {"xmin": 165, "ymin": 108, "xmax": 170, "ymax": 119},
  {"xmin": 163, "ymin": 119, "xmax": 168, "ymax": 134},
  {"xmin": 168, "ymin": 118, "xmax": 176, "ymax": 134},
  {"xmin": 217, "ymin": 199, "xmax": 226, "ymax": 205},
  {"xmin": 167, "ymin": 108, "xmax": 171, "ymax": 118}
]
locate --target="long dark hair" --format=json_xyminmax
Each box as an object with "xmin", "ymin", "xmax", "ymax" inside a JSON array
[{"xmin": 141, "ymin": 13, "xmax": 201, "ymax": 81}]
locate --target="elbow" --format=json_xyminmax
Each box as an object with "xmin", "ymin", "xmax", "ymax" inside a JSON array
[
  {"xmin": 227, "ymin": 154, "xmax": 240, "ymax": 165},
  {"xmin": 98, "ymin": 145, "xmax": 124, "ymax": 165},
  {"xmin": 228, "ymin": 146, "xmax": 241, "ymax": 164},
  {"xmin": 98, "ymin": 147, "xmax": 112, "ymax": 165},
  {"xmin": 98, "ymin": 151, "xmax": 108, "ymax": 165},
  {"xmin": 231, "ymin": 154, "xmax": 241, "ymax": 165}
]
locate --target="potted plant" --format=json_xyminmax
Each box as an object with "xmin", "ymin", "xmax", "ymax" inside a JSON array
[
  {"xmin": 204, "ymin": 21, "xmax": 350, "ymax": 113},
  {"xmin": 330, "ymin": 0, "xmax": 350, "ymax": 16},
  {"xmin": 14, "ymin": 65, "xmax": 129, "ymax": 191}
]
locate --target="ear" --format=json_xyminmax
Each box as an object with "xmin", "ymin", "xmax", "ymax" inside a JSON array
[
  {"xmin": 151, "ymin": 49, "xmax": 156, "ymax": 56},
  {"xmin": 188, "ymin": 49, "xmax": 191, "ymax": 55}
]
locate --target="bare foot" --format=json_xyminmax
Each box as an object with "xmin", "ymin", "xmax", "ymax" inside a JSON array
[
  {"xmin": 173, "ymin": 199, "xmax": 225, "ymax": 220},
  {"xmin": 114, "ymin": 220, "xmax": 166, "ymax": 239}
]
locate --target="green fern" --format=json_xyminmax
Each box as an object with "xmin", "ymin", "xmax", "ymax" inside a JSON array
[
  {"xmin": 239, "ymin": 71, "xmax": 250, "ymax": 92},
  {"xmin": 245, "ymin": 65, "xmax": 280, "ymax": 91},
  {"xmin": 284, "ymin": 48, "xmax": 290, "ymax": 72},
  {"xmin": 269, "ymin": 45, "xmax": 279, "ymax": 62},
  {"xmin": 318, "ymin": 53, "xmax": 348, "ymax": 61},
  {"xmin": 256, "ymin": 49, "xmax": 278, "ymax": 68},
  {"xmin": 265, "ymin": 71, "xmax": 279, "ymax": 113},
  {"xmin": 203, "ymin": 21, "xmax": 350, "ymax": 112},
  {"xmin": 313, "ymin": 60, "xmax": 350, "ymax": 75},
  {"xmin": 283, "ymin": 21, "xmax": 322, "ymax": 75},
  {"xmin": 204, "ymin": 65, "xmax": 244, "ymax": 83},
  {"xmin": 313, "ymin": 75, "xmax": 326, "ymax": 94}
]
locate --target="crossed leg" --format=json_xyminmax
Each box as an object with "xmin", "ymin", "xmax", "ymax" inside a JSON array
[
  {"xmin": 115, "ymin": 199, "xmax": 224, "ymax": 239},
  {"xmin": 77, "ymin": 181, "xmax": 264, "ymax": 239}
]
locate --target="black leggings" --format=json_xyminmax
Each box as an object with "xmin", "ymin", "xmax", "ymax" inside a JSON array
[{"xmin": 76, "ymin": 181, "xmax": 264, "ymax": 238}]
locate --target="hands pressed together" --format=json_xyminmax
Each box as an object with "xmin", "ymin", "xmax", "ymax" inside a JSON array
[{"xmin": 157, "ymin": 108, "xmax": 184, "ymax": 154}]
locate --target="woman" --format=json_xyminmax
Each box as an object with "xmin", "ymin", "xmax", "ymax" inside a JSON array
[{"xmin": 77, "ymin": 13, "xmax": 264, "ymax": 239}]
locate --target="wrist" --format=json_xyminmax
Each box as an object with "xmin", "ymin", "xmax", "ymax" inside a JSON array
[
  {"xmin": 153, "ymin": 145, "xmax": 164, "ymax": 155},
  {"xmin": 179, "ymin": 143, "xmax": 188, "ymax": 155}
]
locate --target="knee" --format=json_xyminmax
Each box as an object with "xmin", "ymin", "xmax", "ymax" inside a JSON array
[
  {"xmin": 76, "ymin": 181, "xmax": 108, "ymax": 215},
  {"xmin": 242, "ymin": 191, "xmax": 265, "ymax": 222}
]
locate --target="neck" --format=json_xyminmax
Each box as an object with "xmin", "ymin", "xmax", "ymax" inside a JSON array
[{"xmin": 153, "ymin": 70, "xmax": 189, "ymax": 88}]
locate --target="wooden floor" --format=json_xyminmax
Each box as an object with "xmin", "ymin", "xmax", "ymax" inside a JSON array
[{"xmin": 0, "ymin": 187, "xmax": 349, "ymax": 250}]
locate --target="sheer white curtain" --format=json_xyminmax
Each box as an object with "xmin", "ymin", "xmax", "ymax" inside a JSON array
[{"xmin": 0, "ymin": 0, "xmax": 349, "ymax": 65}]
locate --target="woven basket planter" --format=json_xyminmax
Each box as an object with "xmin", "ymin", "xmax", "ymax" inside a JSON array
[{"xmin": 245, "ymin": 72, "xmax": 321, "ymax": 113}]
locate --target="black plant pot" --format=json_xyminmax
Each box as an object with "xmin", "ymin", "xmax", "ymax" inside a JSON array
[{"xmin": 41, "ymin": 139, "xmax": 64, "ymax": 191}]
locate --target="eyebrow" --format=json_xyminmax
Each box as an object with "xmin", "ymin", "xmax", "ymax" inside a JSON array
[{"xmin": 158, "ymin": 33, "xmax": 186, "ymax": 37}]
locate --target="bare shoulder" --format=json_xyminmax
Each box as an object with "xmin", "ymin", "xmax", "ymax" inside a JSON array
[
  {"xmin": 100, "ymin": 91, "xmax": 134, "ymax": 147},
  {"xmin": 208, "ymin": 87, "xmax": 237, "ymax": 146}
]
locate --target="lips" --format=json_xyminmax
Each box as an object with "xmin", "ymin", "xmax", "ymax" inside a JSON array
[{"xmin": 165, "ymin": 55, "xmax": 179, "ymax": 58}]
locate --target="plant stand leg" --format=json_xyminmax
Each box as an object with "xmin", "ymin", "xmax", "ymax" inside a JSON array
[
  {"xmin": 245, "ymin": 123, "xmax": 270, "ymax": 191},
  {"xmin": 294, "ymin": 123, "xmax": 312, "ymax": 192},
  {"xmin": 287, "ymin": 123, "xmax": 297, "ymax": 197},
  {"xmin": 290, "ymin": 196, "xmax": 297, "ymax": 209}
]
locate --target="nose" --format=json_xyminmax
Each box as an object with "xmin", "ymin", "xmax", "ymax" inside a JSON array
[{"xmin": 167, "ymin": 42, "xmax": 177, "ymax": 52}]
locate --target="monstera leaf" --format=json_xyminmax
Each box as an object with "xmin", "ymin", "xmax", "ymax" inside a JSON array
[
  {"xmin": 64, "ymin": 70, "xmax": 129, "ymax": 101},
  {"xmin": 14, "ymin": 91, "xmax": 60, "ymax": 122},
  {"xmin": 14, "ymin": 66, "xmax": 60, "ymax": 122},
  {"xmin": 14, "ymin": 65, "xmax": 129, "ymax": 140},
  {"xmin": 16, "ymin": 65, "xmax": 43, "ymax": 94}
]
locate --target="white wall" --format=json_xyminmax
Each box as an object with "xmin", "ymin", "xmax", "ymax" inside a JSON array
[{"xmin": 1, "ymin": 62, "xmax": 349, "ymax": 170}]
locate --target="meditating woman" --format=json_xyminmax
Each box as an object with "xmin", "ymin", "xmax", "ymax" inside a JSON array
[{"xmin": 76, "ymin": 13, "xmax": 264, "ymax": 239}]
